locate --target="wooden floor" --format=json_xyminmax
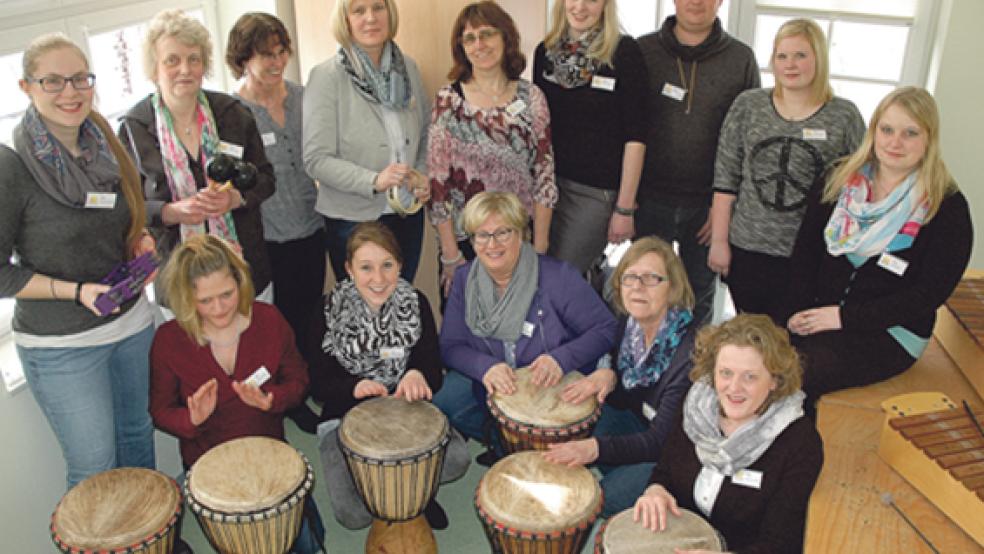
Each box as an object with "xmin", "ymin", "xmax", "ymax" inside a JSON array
[{"xmin": 805, "ymin": 338, "xmax": 984, "ymax": 553}]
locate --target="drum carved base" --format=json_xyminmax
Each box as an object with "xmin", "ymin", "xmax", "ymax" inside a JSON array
[{"xmin": 365, "ymin": 516, "xmax": 437, "ymax": 554}]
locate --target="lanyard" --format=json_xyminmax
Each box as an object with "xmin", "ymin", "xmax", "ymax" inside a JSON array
[{"xmin": 675, "ymin": 58, "xmax": 698, "ymax": 114}]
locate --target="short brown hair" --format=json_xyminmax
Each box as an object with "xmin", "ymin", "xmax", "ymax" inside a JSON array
[
  {"xmin": 690, "ymin": 314, "xmax": 802, "ymax": 410},
  {"xmin": 346, "ymin": 222, "xmax": 403, "ymax": 267},
  {"xmin": 610, "ymin": 237, "xmax": 695, "ymax": 315},
  {"xmin": 448, "ymin": 1, "xmax": 525, "ymax": 82},
  {"xmin": 226, "ymin": 12, "xmax": 293, "ymax": 80}
]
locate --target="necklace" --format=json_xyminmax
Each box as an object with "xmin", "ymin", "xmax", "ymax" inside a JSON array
[{"xmin": 473, "ymin": 79, "xmax": 508, "ymax": 103}]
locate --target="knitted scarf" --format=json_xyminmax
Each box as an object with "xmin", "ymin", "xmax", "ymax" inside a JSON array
[{"xmin": 464, "ymin": 242, "xmax": 539, "ymax": 342}]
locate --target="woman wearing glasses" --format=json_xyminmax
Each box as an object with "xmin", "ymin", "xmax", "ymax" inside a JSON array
[
  {"xmin": 428, "ymin": 1, "xmax": 557, "ymax": 303},
  {"xmin": 543, "ymin": 237, "xmax": 697, "ymax": 517},
  {"xmin": 434, "ymin": 192, "xmax": 616, "ymax": 462},
  {"xmin": 1, "ymin": 33, "xmax": 156, "ymax": 489}
]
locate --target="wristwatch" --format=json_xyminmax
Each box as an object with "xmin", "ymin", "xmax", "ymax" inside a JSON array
[{"xmin": 613, "ymin": 204, "xmax": 635, "ymax": 216}]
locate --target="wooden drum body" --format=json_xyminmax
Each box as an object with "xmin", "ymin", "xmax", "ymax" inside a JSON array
[
  {"xmin": 185, "ymin": 436, "xmax": 314, "ymax": 554},
  {"xmin": 51, "ymin": 468, "xmax": 183, "ymax": 554},
  {"xmin": 476, "ymin": 451, "xmax": 603, "ymax": 553},
  {"xmin": 595, "ymin": 508, "xmax": 723, "ymax": 554},
  {"xmin": 488, "ymin": 368, "xmax": 601, "ymax": 454}
]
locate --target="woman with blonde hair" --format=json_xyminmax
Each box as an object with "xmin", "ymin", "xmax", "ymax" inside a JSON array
[
  {"xmin": 535, "ymin": 0, "xmax": 648, "ymax": 274},
  {"xmin": 781, "ymin": 86, "xmax": 973, "ymax": 412},
  {"xmin": 708, "ymin": 18, "xmax": 865, "ymax": 320},
  {"xmin": 1, "ymin": 32, "xmax": 157, "ymax": 489}
]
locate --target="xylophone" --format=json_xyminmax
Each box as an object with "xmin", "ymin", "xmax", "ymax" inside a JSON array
[
  {"xmin": 878, "ymin": 392, "xmax": 984, "ymax": 547},
  {"xmin": 936, "ymin": 276, "xmax": 984, "ymax": 401}
]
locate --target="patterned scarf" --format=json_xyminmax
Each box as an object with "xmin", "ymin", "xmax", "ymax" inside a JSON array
[
  {"xmin": 541, "ymin": 28, "xmax": 602, "ymax": 89},
  {"xmin": 339, "ymin": 42, "xmax": 411, "ymax": 110},
  {"xmin": 619, "ymin": 307, "xmax": 693, "ymax": 390},
  {"xmin": 824, "ymin": 163, "xmax": 928, "ymax": 264},
  {"xmin": 683, "ymin": 377, "xmax": 805, "ymax": 476},
  {"xmin": 13, "ymin": 105, "xmax": 119, "ymax": 208},
  {"xmin": 151, "ymin": 91, "xmax": 239, "ymax": 247},
  {"xmin": 322, "ymin": 278, "xmax": 422, "ymax": 389}
]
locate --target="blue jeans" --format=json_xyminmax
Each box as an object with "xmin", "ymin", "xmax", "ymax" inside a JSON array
[
  {"xmin": 18, "ymin": 325, "xmax": 156, "ymax": 490},
  {"xmin": 432, "ymin": 369, "xmax": 493, "ymax": 444},
  {"xmin": 324, "ymin": 211, "xmax": 424, "ymax": 284},
  {"xmin": 593, "ymin": 404, "xmax": 656, "ymax": 517},
  {"xmin": 635, "ymin": 199, "xmax": 715, "ymax": 325}
]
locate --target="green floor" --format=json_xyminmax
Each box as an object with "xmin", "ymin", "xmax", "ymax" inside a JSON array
[{"xmin": 179, "ymin": 411, "xmax": 603, "ymax": 553}]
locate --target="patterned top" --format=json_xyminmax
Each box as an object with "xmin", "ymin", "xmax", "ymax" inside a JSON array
[{"xmin": 427, "ymin": 80, "xmax": 557, "ymax": 240}]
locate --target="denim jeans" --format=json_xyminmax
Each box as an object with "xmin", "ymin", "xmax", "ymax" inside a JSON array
[
  {"xmin": 592, "ymin": 404, "xmax": 656, "ymax": 517},
  {"xmin": 431, "ymin": 369, "xmax": 491, "ymax": 444},
  {"xmin": 635, "ymin": 199, "xmax": 716, "ymax": 325},
  {"xmin": 18, "ymin": 325, "xmax": 156, "ymax": 490},
  {"xmin": 324, "ymin": 211, "xmax": 424, "ymax": 284}
]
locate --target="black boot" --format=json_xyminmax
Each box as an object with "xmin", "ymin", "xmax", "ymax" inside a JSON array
[
  {"xmin": 173, "ymin": 538, "xmax": 194, "ymax": 554},
  {"xmin": 286, "ymin": 403, "xmax": 319, "ymax": 434},
  {"xmin": 423, "ymin": 498, "xmax": 449, "ymax": 530}
]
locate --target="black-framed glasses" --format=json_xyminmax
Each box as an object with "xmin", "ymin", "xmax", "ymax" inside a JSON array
[
  {"xmin": 460, "ymin": 28, "xmax": 500, "ymax": 46},
  {"xmin": 472, "ymin": 227, "xmax": 515, "ymax": 246},
  {"xmin": 620, "ymin": 272, "xmax": 667, "ymax": 288},
  {"xmin": 27, "ymin": 73, "xmax": 96, "ymax": 93}
]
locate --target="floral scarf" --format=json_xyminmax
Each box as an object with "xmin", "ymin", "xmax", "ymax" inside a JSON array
[
  {"xmin": 339, "ymin": 42, "xmax": 411, "ymax": 110},
  {"xmin": 541, "ymin": 28, "xmax": 602, "ymax": 89},
  {"xmin": 322, "ymin": 279, "xmax": 422, "ymax": 389},
  {"xmin": 619, "ymin": 307, "xmax": 693, "ymax": 389},
  {"xmin": 152, "ymin": 90, "xmax": 239, "ymax": 246}
]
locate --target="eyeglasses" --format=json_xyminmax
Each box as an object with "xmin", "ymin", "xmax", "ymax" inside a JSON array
[
  {"xmin": 620, "ymin": 272, "xmax": 667, "ymax": 288},
  {"xmin": 472, "ymin": 227, "xmax": 515, "ymax": 246},
  {"xmin": 460, "ymin": 28, "xmax": 500, "ymax": 46},
  {"xmin": 27, "ymin": 73, "xmax": 96, "ymax": 93}
]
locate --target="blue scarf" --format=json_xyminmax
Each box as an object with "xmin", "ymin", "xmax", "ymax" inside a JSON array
[{"xmin": 619, "ymin": 307, "xmax": 693, "ymax": 389}]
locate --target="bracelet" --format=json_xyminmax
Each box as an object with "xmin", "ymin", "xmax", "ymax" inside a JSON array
[
  {"xmin": 440, "ymin": 251, "xmax": 464, "ymax": 265},
  {"xmin": 74, "ymin": 282, "xmax": 83, "ymax": 306},
  {"xmin": 50, "ymin": 278, "xmax": 57, "ymax": 300},
  {"xmin": 613, "ymin": 204, "xmax": 636, "ymax": 216}
]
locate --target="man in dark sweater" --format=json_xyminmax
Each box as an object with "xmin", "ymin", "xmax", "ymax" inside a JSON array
[{"xmin": 636, "ymin": 0, "xmax": 760, "ymax": 324}]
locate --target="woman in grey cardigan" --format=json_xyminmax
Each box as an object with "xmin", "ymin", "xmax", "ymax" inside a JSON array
[{"xmin": 303, "ymin": 0, "xmax": 431, "ymax": 283}]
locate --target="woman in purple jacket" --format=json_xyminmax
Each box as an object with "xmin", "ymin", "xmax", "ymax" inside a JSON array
[{"xmin": 433, "ymin": 191, "xmax": 617, "ymax": 461}]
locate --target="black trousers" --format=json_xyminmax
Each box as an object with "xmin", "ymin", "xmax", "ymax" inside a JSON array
[
  {"xmin": 267, "ymin": 228, "xmax": 326, "ymax": 359},
  {"xmin": 725, "ymin": 244, "xmax": 791, "ymax": 323}
]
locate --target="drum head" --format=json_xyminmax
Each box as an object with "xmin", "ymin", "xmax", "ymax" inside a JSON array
[
  {"xmin": 339, "ymin": 397, "xmax": 448, "ymax": 459},
  {"xmin": 52, "ymin": 468, "xmax": 179, "ymax": 550},
  {"xmin": 601, "ymin": 507, "xmax": 723, "ymax": 553},
  {"xmin": 491, "ymin": 367, "xmax": 598, "ymax": 427},
  {"xmin": 188, "ymin": 436, "xmax": 305, "ymax": 513},
  {"xmin": 477, "ymin": 451, "xmax": 601, "ymax": 534}
]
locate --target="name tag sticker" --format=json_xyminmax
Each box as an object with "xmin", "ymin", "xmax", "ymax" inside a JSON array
[
  {"xmin": 219, "ymin": 141, "xmax": 245, "ymax": 159},
  {"xmin": 244, "ymin": 366, "xmax": 271, "ymax": 388},
  {"xmin": 261, "ymin": 132, "xmax": 277, "ymax": 146},
  {"xmin": 84, "ymin": 192, "xmax": 117, "ymax": 209},
  {"xmin": 379, "ymin": 347, "xmax": 405, "ymax": 360},
  {"xmin": 591, "ymin": 75, "xmax": 616, "ymax": 91},
  {"xmin": 521, "ymin": 321, "xmax": 535, "ymax": 337},
  {"xmin": 505, "ymin": 99, "xmax": 527, "ymax": 117},
  {"xmin": 803, "ymin": 128, "xmax": 828, "ymax": 141},
  {"xmin": 877, "ymin": 253, "xmax": 909, "ymax": 276},
  {"xmin": 661, "ymin": 83, "xmax": 687, "ymax": 102},
  {"xmin": 732, "ymin": 469, "xmax": 763, "ymax": 489},
  {"xmin": 641, "ymin": 402, "xmax": 657, "ymax": 421}
]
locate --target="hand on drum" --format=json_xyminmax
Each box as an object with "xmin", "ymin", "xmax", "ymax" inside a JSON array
[
  {"xmin": 188, "ymin": 378, "xmax": 218, "ymax": 426},
  {"xmin": 394, "ymin": 369, "xmax": 432, "ymax": 401},
  {"xmin": 561, "ymin": 367, "xmax": 616, "ymax": 404},
  {"xmin": 633, "ymin": 484, "xmax": 681, "ymax": 532},
  {"xmin": 543, "ymin": 438, "xmax": 599, "ymax": 467},
  {"xmin": 787, "ymin": 305, "xmax": 842, "ymax": 336},
  {"xmin": 529, "ymin": 354, "xmax": 563, "ymax": 388},
  {"xmin": 231, "ymin": 380, "xmax": 273, "ymax": 412},
  {"xmin": 354, "ymin": 379, "xmax": 389, "ymax": 399},
  {"xmin": 483, "ymin": 363, "xmax": 517, "ymax": 396}
]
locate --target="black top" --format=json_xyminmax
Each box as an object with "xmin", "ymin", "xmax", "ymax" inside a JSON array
[{"xmin": 533, "ymin": 35, "xmax": 648, "ymax": 191}]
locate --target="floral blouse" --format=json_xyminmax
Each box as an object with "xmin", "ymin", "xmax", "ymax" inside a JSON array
[{"xmin": 427, "ymin": 79, "xmax": 557, "ymax": 240}]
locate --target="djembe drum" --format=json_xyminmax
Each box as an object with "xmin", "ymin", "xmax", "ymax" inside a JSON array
[
  {"xmin": 338, "ymin": 396, "xmax": 450, "ymax": 553},
  {"xmin": 185, "ymin": 436, "xmax": 314, "ymax": 554},
  {"xmin": 51, "ymin": 468, "xmax": 183, "ymax": 554},
  {"xmin": 595, "ymin": 507, "xmax": 724, "ymax": 553},
  {"xmin": 476, "ymin": 451, "xmax": 603, "ymax": 553},
  {"xmin": 488, "ymin": 367, "xmax": 602, "ymax": 453}
]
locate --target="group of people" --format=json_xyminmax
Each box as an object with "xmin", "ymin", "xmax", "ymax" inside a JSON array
[{"xmin": 0, "ymin": 0, "xmax": 974, "ymax": 553}]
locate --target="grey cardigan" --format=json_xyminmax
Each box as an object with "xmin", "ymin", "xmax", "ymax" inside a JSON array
[{"xmin": 302, "ymin": 51, "xmax": 429, "ymax": 221}]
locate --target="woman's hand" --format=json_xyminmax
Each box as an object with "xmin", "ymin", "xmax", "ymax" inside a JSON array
[
  {"xmin": 130, "ymin": 232, "xmax": 160, "ymax": 284},
  {"xmin": 482, "ymin": 363, "xmax": 517, "ymax": 396},
  {"xmin": 354, "ymin": 379, "xmax": 389, "ymax": 399},
  {"xmin": 787, "ymin": 306, "xmax": 842, "ymax": 336},
  {"xmin": 188, "ymin": 378, "xmax": 218, "ymax": 426},
  {"xmin": 394, "ymin": 369, "xmax": 433, "ymax": 401},
  {"xmin": 529, "ymin": 354, "xmax": 563, "ymax": 388},
  {"xmin": 633, "ymin": 484, "xmax": 681, "ymax": 532},
  {"xmin": 440, "ymin": 254, "xmax": 466, "ymax": 297},
  {"xmin": 561, "ymin": 368, "xmax": 615, "ymax": 404},
  {"xmin": 78, "ymin": 282, "xmax": 116, "ymax": 316},
  {"xmin": 197, "ymin": 182, "xmax": 242, "ymax": 217},
  {"xmin": 707, "ymin": 241, "xmax": 731, "ymax": 277},
  {"xmin": 533, "ymin": 234, "xmax": 549, "ymax": 255},
  {"xmin": 162, "ymin": 196, "xmax": 208, "ymax": 226},
  {"xmin": 373, "ymin": 163, "xmax": 411, "ymax": 192},
  {"xmin": 408, "ymin": 170, "xmax": 431, "ymax": 203},
  {"xmin": 231, "ymin": 380, "xmax": 273, "ymax": 411},
  {"xmin": 608, "ymin": 212, "xmax": 634, "ymax": 244},
  {"xmin": 543, "ymin": 438, "xmax": 599, "ymax": 467}
]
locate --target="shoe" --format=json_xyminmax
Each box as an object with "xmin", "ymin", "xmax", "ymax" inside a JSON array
[
  {"xmin": 173, "ymin": 538, "xmax": 194, "ymax": 554},
  {"xmin": 287, "ymin": 404, "xmax": 319, "ymax": 434},
  {"xmin": 475, "ymin": 448, "xmax": 500, "ymax": 467},
  {"xmin": 423, "ymin": 499, "xmax": 449, "ymax": 530}
]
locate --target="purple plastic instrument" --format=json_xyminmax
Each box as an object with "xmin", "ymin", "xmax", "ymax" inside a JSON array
[{"xmin": 94, "ymin": 252, "xmax": 160, "ymax": 316}]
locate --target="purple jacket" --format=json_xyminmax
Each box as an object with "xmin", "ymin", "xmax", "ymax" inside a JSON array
[{"xmin": 440, "ymin": 255, "xmax": 617, "ymax": 381}]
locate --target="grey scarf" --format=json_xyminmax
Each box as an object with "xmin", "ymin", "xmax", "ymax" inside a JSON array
[
  {"xmin": 683, "ymin": 377, "xmax": 805, "ymax": 476},
  {"xmin": 464, "ymin": 241, "xmax": 538, "ymax": 342}
]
